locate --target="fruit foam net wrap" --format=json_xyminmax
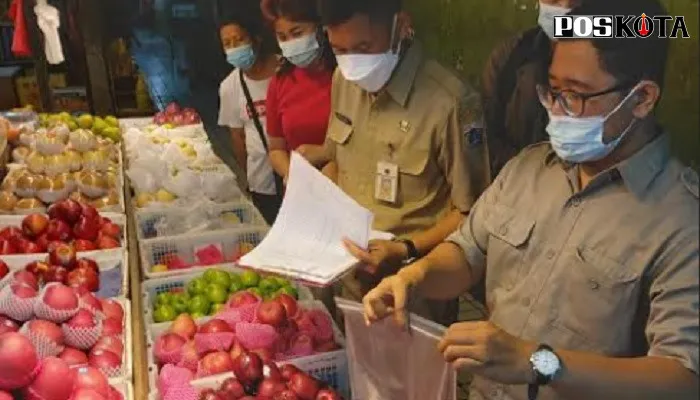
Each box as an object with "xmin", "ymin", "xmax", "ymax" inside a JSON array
[
  {"xmin": 161, "ymin": 384, "xmax": 199, "ymax": 400},
  {"xmin": 61, "ymin": 317, "xmax": 103, "ymax": 350},
  {"xmin": 0, "ymin": 284, "xmax": 37, "ymax": 321},
  {"xmin": 235, "ymin": 322, "xmax": 279, "ymax": 350},
  {"xmin": 99, "ymin": 362, "xmax": 125, "ymax": 379},
  {"xmin": 295, "ymin": 309, "xmax": 334, "ymax": 343},
  {"xmin": 193, "ymin": 332, "xmax": 236, "ymax": 355},
  {"xmin": 158, "ymin": 364, "xmax": 194, "ymax": 394},
  {"xmin": 0, "ymin": 358, "xmax": 40, "ymax": 391},
  {"xmin": 219, "ymin": 301, "xmax": 260, "ymax": 325},
  {"xmin": 33, "ymin": 283, "xmax": 81, "ymax": 323},
  {"xmin": 154, "ymin": 335, "xmax": 185, "ymax": 365},
  {"xmin": 19, "ymin": 323, "xmax": 65, "ymax": 358}
]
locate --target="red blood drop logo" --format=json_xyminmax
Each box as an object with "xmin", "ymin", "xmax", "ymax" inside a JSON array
[{"xmin": 638, "ymin": 13, "xmax": 651, "ymax": 37}]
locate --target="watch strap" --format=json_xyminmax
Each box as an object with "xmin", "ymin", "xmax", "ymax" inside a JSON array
[
  {"xmin": 527, "ymin": 344, "xmax": 559, "ymax": 400},
  {"xmin": 394, "ymin": 238, "xmax": 419, "ymax": 262}
]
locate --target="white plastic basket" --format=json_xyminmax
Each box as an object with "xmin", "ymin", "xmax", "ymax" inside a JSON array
[
  {"xmin": 110, "ymin": 297, "xmax": 134, "ymax": 382},
  {"xmin": 134, "ymin": 200, "xmax": 266, "ymax": 240},
  {"xmin": 139, "ymin": 226, "xmax": 269, "ymax": 280},
  {"xmin": 0, "ymin": 247, "xmax": 128, "ymax": 297},
  {"xmin": 110, "ymin": 380, "xmax": 134, "ymax": 400},
  {"xmin": 146, "ymin": 300, "xmax": 349, "ymax": 398},
  {"xmin": 140, "ymin": 266, "xmax": 314, "ymax": 327}
]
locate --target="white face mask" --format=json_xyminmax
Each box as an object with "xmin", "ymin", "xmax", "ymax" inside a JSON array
[
  {"xmin": 538, "ymin": 2, "xmax": 572, "ymax": 39},
  {"xmin": 335, "ymin": 15, "xmax": 401, "ymax": 93},
  {"xmin": 279, "ymin": 33, "xmax": 321, "ymax": 68},
  {"xmin": 546, "ymin": 85, "xmax": 641, "ymax": 163}
]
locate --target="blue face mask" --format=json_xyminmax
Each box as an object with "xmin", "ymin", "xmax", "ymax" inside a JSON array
[
  {"xmin": 546, "ymin": 85, "xmax": 640, "ymax": 163},
  {"xmin": 279, "ymin": 34, "xmax": 321, "ymax": 68},
  {"xmin": 538, "ymin": 2, "xmax": 572, "ymax": 39},
  {"xmin": 226, "ymin": 45, "xmax": 257, "ymax": 70}
]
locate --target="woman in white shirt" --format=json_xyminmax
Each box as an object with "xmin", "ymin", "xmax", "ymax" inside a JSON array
[{"xmin": 217, "ymin": 3, "xmax": 282, "ymax": 224}]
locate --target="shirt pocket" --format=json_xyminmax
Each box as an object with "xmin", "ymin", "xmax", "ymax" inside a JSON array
[
  {"xmin": 327, "ymin": 113, "xmax": 353, "ymax": 145},
  {"xmin": 483, "ymin": 204, "xmax": 535, "ymax": 291},
  {"xmin": 394, "ymin": 149, "xmax": 431, "ymax": 201},
  {"xmin": 553, "ymin": 247, "xmax": 643, "ymax": 353}
]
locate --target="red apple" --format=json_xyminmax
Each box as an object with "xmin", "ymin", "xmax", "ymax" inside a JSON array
[
  {"xmin": 198, "ymin": 319, "xmax": 233, "ymax": 334},
  {"xmin": 47, "ymin": 240, "xmax": 65, "ymax": 253},
  {"xmin": 21, "ymin": 241, "xmax": 43, "ymax": 254},
  {"xmin": 315, "ymin": 389, "xmax": 341, "ymax": 400},
  {"xmin": 49, "ymin": 243, "xmax": 77, "ymax": 269},
  {"xmin": 66, "ymin": 309, "xmax": 97, "ymax": 329},
  {"xmin": 219, "ymin": 377, "xmax": 246, "ymax": 399},
  {"xmin": 227, "ymin": 291, "xmax": 260, "ymax": 308},
  {"xmin": 280, "ymin": 364, "xmax": 301, "ymax": 382},
  {"xmin": 170, "ymin": 314, "xmax": 197, "ymax": 340},
  {"xmin": 250, "ymin": 348, "xmax": 273, "ymax": 364},
  {"xmin": 79, "ymin": 291, "xmax": 102, "ymax": 312},
  {"xmin": 73, "ymin": 216, "xmax": 100, "ymax": 241},
  {"xmin": 263, "ymin": 361, "xmax": 282, "ymax": 380},
  {"xmin": 274, "ymin": 391, "xmax": 300, "ymax": 400},
  {"xmin": 199, "ymin": 389, "xmax": 225, "ymax": 400},
  {"xmin": 58, "ymin": 347, "xmax": 89, "ymax": 367},
  {"xmin": 11, "ymin": 282, "xmax": 37, "ymax": 298},
  {"xmin": 93, "ymin": 336, "xmax": 124, "ymax": 355},
  {"xmin": 288, "ymin": 373, "xmax": 320, "ymax": 400},
  {"xmin": 275, "ymin": 294, "xmax": 299, "ymax": 319},
  {"xmin": 43, "ymin": 265, "xmax": 69, "ymax": 284},
  {"xmin": 257, "ymin": 378, "xmax": 287, "ymax": 398},
  {"xmin": 200, "ymin": 351, "xmax": 235, "ymax": 376},
  {"xmin": 0, "ymin": 315, "xmax": 19, "ymax": 334},
  {"xmin": 88, "ymin": 348, "xmax": 122, "ymax": 370},
  {"xmin": 232, "ymin": 352, "xmax": 263, "ymax": 385},
  {"xmin": 80, "ymin": 204, "xmax": 99, "ymax": 220},
  {"xmin": 0, "ymin": 239, "xmax": 17, "ymax": 255},
  {"xmin": 67, "ymin": 267, "xmax": 100, "ymax": 292},
  {"xmin": 36, "ymin": 234, "xmax": 50, "ymax": 252},
  {"xmin": 0, "ymin": 226, "xmax": 23, "ymax": 240},
  {"xmin": 153, "ymin": 112, "xmax": 168, "ymax": 125},
  {"xmin": 99, "ymin": 299, "xmax": 124, "ymax": 322},
  {"xmin": 0, "ymin": 260, "xmax": 7, "ymax": 279},
  {"xmin": 75, "ymin": 258, "xmax": 99, "ymax": 275},
  {"xmin": 25, "ymin": 260, "xmax": 50, "ymax": 279},
  {"xmin": 48, "ymin": 199, "xmax": 83, "ymax": 224},
  {"xmin": 99, "ymin": 223, "xmax": 121, "ymax": 239},
  {"xmin": 46, "ymin": 219, "xmax": 73, "ymax": 242},
  {"xmin": 99, "ymin": 217, "xmax": 112, "ymax": 226},
  {"xmin": 102, "ymin": 317, "xmax": 123, "ymax": 336},
  {"xmin": 229, "ymin": 340, "xmax": 247, "ymax": 362},
  {"xmin": 165, "ymin": 102, "xmax": 181, "ymax": 115},
  {"xmin": 12, "ymin": 270, "xmax": 39, "ymax": 289},
  {"xmin": 256, "ymin": 300, "xmax": 287, "ymax": 328},
  {"xmin": 74, "ymin": 239, "xmax": 97, "ymax": 252},
  {"xmin": 21, "ymin": 213, "xmax": 49, "ymax": 238},
  {"xmin": 96, "ymin": 235, "xmax": 120, "ymax": 250}
]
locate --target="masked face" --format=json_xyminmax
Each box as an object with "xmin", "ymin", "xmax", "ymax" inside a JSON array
[
  {"xmin": 329, "ymin": 14, "xmax": 403, "ymax": 93},
  {"xmin": 545, "ymin": 84, "xmax": 641, "ymax": 163},
  {"xmin": 279, "ymin": 33, "xmax": 321, "ymax": 68},
  {"xmin": 226, "ymin": 44, "xmax": 257, "ymax": 70},
  {"xmin": 538, "ymin": 1, "xmax": 572, "ymax": 39}
]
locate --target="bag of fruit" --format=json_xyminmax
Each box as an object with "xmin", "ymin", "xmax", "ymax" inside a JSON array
[{"xmin": 337, "ymin": 298, "xmax": 457, "ymax": 400}]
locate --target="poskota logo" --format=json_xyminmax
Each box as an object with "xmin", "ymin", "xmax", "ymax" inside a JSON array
[{"xmin": 554, "ymin": 13, "xmax": 690, "ymax": 38}]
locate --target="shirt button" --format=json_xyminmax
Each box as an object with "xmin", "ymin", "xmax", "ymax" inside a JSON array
[
  {"xmin": 546, "ymin": 249, "xmax": 556, "ymax": 260},
  {"xmin": 588, "ymin": 279, "xmax": 600, "ymax": 290},
  {"xmin": 499, "ymin": 226, "xmax": 509, "ymax": 236}
]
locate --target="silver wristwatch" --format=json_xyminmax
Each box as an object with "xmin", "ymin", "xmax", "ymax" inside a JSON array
[{"xmin": 528, "ymin": 344, "xmax": 563, "ymax": 400}]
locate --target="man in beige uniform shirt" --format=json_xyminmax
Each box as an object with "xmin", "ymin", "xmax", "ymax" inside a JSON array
[
  {"xmin": 363, "ymin": 0, "xmax": 698, "ymax": 398},
  {"xmin": 312, "ymin": 0, "xmax": 489, "ymax": 325}
]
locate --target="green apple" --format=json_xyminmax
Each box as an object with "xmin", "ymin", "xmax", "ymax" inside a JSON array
[
  {"xmin": 258, "ymin": 277, "xmax": 280, "ymax": 294},
  {"xmin": 105, "ymin": 115, "xmax": 119, "ymax": 127},
  {"xmin": 153, "ymin": 304, "xmax": 177, "ymax": 323},
  {"xmin": 191, "ymin": 311, "xmax": 206, "ymax": 319},
  {"xmin": 187, "ymin": 277, "xmax": 207, "ymax": 296},
  {"xmin": 155, "ymin": 292, "xmax": 173, "ymax": 306},
  {"xmin": 204, "ymin": 269, "xmax": 231, "ymax": 287},
  {"xmin": 247, "ymin": 287, "xmax": 263, "ymax": 297},
  {"xmin": 229, "ymin": 273, "xmax": 242, "ymax": 286},
  {"xmin": 210, "ymin": 303, "xmax": 225, "ymax": 315},
  {"xmin": 274, "ymin": 277, "xmax": 291, "ymax": 287},
  {"xmin": 276, "ymin": 286, "xmax": 299, "ymax": 299},
  {"xmin": 77, "ymin": 114, "xmax": 93, "ymax": 129},
  {"xmin": 228, "ymin": 281, "xmax": 245, "ymax": 294},
  {"xmin": 206, "ymin": 283, "xmax": 228, "ymax": 304},
  {"xmin": 188, "ymin": 295, "xmax": 211, "ymax": 315},
  {"xmin": 171, "ymin": 293, "xmax": 190, "ymax": 314},
  {"xmin": 240, "ymin": 270, "xmax": 260, "ymax": 288}
]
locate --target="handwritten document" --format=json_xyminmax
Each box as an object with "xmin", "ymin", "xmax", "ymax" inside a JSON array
[{"xmin": 240, "ymin": 152, "xmax": 378, "ymax": 286}]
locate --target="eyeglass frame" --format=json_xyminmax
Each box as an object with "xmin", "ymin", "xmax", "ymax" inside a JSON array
[{"xmin": 536, "ymin": 81, "xmax": 637, "ymax": 117}]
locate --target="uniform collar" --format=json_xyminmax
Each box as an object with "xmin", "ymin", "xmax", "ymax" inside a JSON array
[
  {"xmin": 385, "ymin": 40, "xmax": 423, "ymax": 107},
  {"xmin": 544, "ymin": 133, "xmax": 672, "ymax": 197}
]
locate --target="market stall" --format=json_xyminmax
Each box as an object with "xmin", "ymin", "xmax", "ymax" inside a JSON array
[{"xmin": 0, "ymin": 105, "xmax": 350, "ymax": 400}]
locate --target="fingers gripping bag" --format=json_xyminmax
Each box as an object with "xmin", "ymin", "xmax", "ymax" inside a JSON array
[{"xmin": 336, "ymin": 298, "xmax": 457, "ymax": 400}]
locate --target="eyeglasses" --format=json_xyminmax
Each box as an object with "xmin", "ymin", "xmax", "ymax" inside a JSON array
[{"xmin": 536, "ymin": 82, "xmax": 635, "ymax": 117}]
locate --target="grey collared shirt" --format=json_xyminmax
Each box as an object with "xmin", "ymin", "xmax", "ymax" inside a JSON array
[{"xmin": 448, "ymin": 135, "xmax": 699, "ymax": 400}]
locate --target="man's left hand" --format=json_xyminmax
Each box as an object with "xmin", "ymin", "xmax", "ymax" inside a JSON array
[
  {"xmin": 438, "ymin": 321, "xmax": 537, "ymax": 385},
  {"xmin": 343, "ymin": 239, "xmax": 409, "ymax": 274}
]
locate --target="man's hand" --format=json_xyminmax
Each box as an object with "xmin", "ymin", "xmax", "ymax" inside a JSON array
[
  {"xmin": 296, "ymin": 145, "xmax": 328, "ymax": 167},
  {"xmin": 439, "ymin": 321, "xmax": 536, "ymax": 385},
  {"xmin": 343, "ymin": 239, "xmax": 408, "ymax": 274},
  {"xmin": 362, "ymin": 274, "xmax": 412, "ymax": 327}
]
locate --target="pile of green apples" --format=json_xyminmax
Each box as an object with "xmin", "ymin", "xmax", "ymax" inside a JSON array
[
  {"xmin": 38, "ymin": 112, "xmax": 122, "ymax": 142},
  {"xmin": 152, "ymin": 268, "xmax": 299, "ymax": 323}
]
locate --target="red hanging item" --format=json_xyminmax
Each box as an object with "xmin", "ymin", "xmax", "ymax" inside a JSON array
[{"xmin": 8, "ymin": 0, "xmax": 33, "ymax": 57}]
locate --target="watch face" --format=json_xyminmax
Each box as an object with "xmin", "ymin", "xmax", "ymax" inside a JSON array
[{"xmin": 531, "ymin": 349, "xmax": 560, "ymax": 377}]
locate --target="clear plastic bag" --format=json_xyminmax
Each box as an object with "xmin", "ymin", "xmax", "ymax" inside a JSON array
[{"xmin": 336, "ymin": 298, "xmax": 457, "ymax": 400}]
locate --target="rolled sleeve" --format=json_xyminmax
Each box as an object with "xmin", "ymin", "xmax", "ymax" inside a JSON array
[
  {"xmin": 438, "ymin": 88, "xmax": 491, "ymax": 214},
  {"xmin": 646, "ymin": 230, "xmax": 700, "ymax": 374}
]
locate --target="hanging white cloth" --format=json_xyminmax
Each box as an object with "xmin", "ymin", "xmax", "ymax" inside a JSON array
[{"xmin": 34, "ymin": 0, "xmax": 64, "ymax": 64}]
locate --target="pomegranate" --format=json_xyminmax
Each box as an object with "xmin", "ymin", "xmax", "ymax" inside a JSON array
[
  {"xmin": 24, "ymin": 357, "xmax": 75, "ymax": 400},
  {"xmin": 58, "ymin": 347, "xmax": 89, "ymax": 367},
  {"xmin": 73, "ymin": 366, "xmax": 109, "ymax": 397},
  {"xmin": 0, "ymin": 332, "xmax": 39, "ymax": 390}
]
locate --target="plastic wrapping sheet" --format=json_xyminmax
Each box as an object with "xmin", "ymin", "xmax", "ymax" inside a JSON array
[{"xmin": 337, "ymin": 298, "xmax": 457, "ymax": 400}]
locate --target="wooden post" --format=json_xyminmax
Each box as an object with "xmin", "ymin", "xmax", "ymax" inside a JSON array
[
  {"xmin": 77, "ymin": 0, "xmax": 114, "ymax": 115},
  {"xmin": 22, "ymin": 0, "xmax": 51, "ymax": 112}
]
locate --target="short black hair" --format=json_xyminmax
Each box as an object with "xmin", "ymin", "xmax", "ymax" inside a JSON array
[
  {"xmin": 218, "ymin": 0, "xmax": 278, "ymax": 56},
  {"xmin": 317, "ymin": 0, "xmax": 401, "ymax": 27},
  {"xmin": 567, "ymin": 0, "xmax": 669, "ymax": 91}
]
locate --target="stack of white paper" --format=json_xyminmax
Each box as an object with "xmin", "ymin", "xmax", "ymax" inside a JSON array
[{"xmin": 239, "ymin": 153, "xmax": 377, "ymax": 286}]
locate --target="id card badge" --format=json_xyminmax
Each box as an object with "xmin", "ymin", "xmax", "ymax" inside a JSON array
[{"xmin": 375, "ymin": 161, "xmax": 399, "ymax": 203}]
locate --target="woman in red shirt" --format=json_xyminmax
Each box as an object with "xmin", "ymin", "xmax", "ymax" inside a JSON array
[{"xmin": 262, "ymin": 0, "xmax": 336, "ymax": 182}]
